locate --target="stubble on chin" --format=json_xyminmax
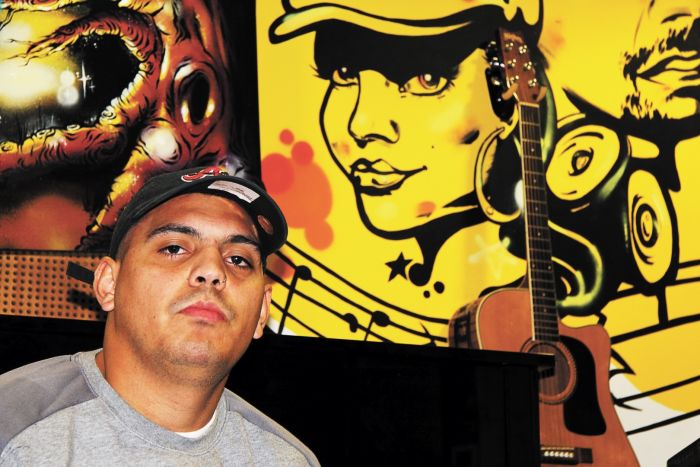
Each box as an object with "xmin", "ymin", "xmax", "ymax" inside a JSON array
[{"xmin": 155, "ymin": 340, "xmax": 233, "ymax": 388}]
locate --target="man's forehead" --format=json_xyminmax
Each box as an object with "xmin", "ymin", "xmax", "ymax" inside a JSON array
[{"xmin": 134, "ymin": 193, "xmax": 259, "ymax": 240}]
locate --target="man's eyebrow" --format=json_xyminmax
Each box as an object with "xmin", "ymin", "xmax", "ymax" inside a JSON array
[
  {"xmin": 147, "ymin": 223, "xmax": 201, "ymax": 240},
  {"xmin": 225, "ymin": 234, "xmax": 261, "ymax": 252},
  {"xmin": 146, "ymin": 224, "xmax": 260, "ymax": 251}
]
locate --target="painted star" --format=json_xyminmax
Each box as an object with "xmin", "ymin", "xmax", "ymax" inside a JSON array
[{"xmin": 386, "ymin": 253, "xmax": 411, "ymax": 281}]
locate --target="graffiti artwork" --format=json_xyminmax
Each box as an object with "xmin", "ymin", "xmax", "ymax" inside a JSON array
[
  {"xmin": 0, "ymin": 0, "xmax": 235, "ymax": 250},
  {"xmin": 258, "ymin": 0, "xmax": 700, "ymax": 465},
  {"xmin": 1, "ymin": 0, "xmax": 699, "ymax": 464}
]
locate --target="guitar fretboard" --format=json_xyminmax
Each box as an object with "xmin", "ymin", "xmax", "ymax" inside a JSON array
[{"xmin": 519, "ymin": 103, "xmax": 558, "ymax": 342}]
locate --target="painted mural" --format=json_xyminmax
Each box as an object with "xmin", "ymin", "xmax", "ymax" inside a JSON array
[
  {"xmin": 0, "ymin": 0, "xmax": 236, "ymax": 251},
  {"xmin": 1, "ymin": 0, "xmax": 699, "ymax": 464},
  {"xmin": 257, "ymin": 0, "xmax": 700, "ymax": 465}
]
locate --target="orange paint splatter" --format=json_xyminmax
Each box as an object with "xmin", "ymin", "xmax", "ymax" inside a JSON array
[
  {"xmin": 280, "ymin": 129, "xmax": 294, "ymax": 145},
  {"xmin": 306, "ymin": 220, "xmax": 333, "ymax": 250},
  {"xmin": 262, "ymin": 131, "xmax": 335, "ymax": 250},
  {"xmin": 417, "ymin": 201, "xmax": 436, "ymax": 218},
  {"xmin": 266, "ymin": 253, "xmax": 295, "ymax": 281},
  {"xmin": 262, "ymin": 153, "xmax": 294, "ymax": 195},
  {"xmin": 332, "ymin": 141, "xmax": 351, "ymax": 157},
  {"xmin": 291, "ymin": 141, "xmax": 313, "ymax": 165},
  {"xmin": 541, "ymin": 28, "xmax": 565, "ymax": 54}
]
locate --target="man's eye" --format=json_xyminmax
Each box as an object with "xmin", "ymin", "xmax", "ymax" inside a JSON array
[
  {"xmin": 403, "ymin": 73, "xmax": 450, "ymax": 95},
  {"xmin": 227, "ymin": 256, "xmax": 252, "ymax": 268},
  {"xmin": 160, "ymin": 245, "xmax": 185, "ymax": 256},
  {"xmin": 330, "ymin": 66, "xmax": 358, "ymax": 86}
]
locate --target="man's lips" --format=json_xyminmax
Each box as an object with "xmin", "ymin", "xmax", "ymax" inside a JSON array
[
  {"xmin": 350, "ymin": 158, "xmax": 426, "ymax": 194},
  {"xmin": 179, "ymin": 302, "xmax": 227, "ymax": 323}
]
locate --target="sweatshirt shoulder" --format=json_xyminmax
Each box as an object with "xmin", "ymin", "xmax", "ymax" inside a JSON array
[
  {"xmin": 0, "ymin": 353, "xmax": 96, "ymax": 450},
  {"xmin": 222, "ymin": 389, "xmax": 320, "ymax": 466}
]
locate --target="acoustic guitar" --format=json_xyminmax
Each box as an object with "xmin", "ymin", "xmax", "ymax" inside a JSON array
[{"xmin": 449, "ymin": 29, "xmax": 639, "ymax": 466}]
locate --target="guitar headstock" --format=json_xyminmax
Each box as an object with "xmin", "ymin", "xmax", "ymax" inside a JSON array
[{"xmin": 486, "ymin": 28, "xmax": 542, "ymax": 107}]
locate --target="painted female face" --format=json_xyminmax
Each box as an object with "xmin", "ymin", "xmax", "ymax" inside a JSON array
[{"xmin": 315, "ymin": 24, "xmax": 510, "ymax": 236}]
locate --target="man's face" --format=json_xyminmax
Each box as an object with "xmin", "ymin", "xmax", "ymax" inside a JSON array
[
  {"xmin": 541, "ymin": 0, "xmax": 700, "ymax": 121},
  {"xmin": 102, "ymin": 193, "xmax": 269, "ymax": 384},
  {"xmin": 316, "ymin": 24, "xmax": 510, "ymax": 235}
]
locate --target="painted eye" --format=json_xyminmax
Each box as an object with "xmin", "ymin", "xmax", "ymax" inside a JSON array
[
  {"xmin": 180, "ymin": 71, "xmax": 212, "ymax": 125},
  {"xmin": 570, "ymin": 149, "xmax": 593, "ymax": 176},
  {"xmin": 403, "ymin": 73, "xmax": 449, "ymax": 95},
  {"xmin": 330, "ymin": 66, "xmax": 358, "ymax": 86}
]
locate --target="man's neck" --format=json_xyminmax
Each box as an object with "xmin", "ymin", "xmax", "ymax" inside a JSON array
[{"xmin": 95, "ymin": 349, "xmax": 227, "ymax": 432}]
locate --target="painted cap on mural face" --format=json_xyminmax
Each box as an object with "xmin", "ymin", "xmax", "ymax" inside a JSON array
[
  {"xmin": 269, "ymin": 0, "xmax": 540, "ymax": 42},
  {"xmin": 108, "ymin": 166, "xmax": 288, "ymax": 259}
]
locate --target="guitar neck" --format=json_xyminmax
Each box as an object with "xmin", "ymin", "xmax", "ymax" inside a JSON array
[{"xmin": 518, "ymin": 101, "xmax": 559, "ymax": 343}]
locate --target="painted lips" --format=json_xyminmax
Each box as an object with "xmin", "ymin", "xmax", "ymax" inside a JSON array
[
  {"xmin": 180, "ymin": 302, "xmax": 227, "ymax": 322},
  {"xmin": 350, "ymin": 158, "xmax": 425, "ymax": 194},
  {"xmin": 637, "ymin": 52, "xmax": 700, "ymax": 85}
]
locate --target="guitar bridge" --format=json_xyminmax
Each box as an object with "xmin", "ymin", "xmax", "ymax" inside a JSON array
[{"xmin": 541, "ymin": 446, "xmax": 593, "ymax": 465}]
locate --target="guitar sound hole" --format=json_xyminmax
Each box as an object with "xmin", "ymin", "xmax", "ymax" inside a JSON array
[{"xmin": 528, "ymin": 342, "xmax": 576, "ymax": 402}]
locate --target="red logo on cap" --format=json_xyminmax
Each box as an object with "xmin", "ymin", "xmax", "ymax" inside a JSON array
[{"xmin": 181, "ymin": 166, "xmax": 228, "ymax": 182}]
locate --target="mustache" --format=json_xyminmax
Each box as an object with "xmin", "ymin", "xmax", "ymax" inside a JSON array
[
  {"xmin": 172, "ymin": 293, "xmax": 232, "ymax": 319},
  {"xmin": 623, "ymin": 18, "xmax": 699, "ymax": 79}
]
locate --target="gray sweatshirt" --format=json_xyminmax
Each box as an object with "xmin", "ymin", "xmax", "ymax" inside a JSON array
[{"xmin": 0, "ymin": 350, "xmax": 319, "ymax": 466}]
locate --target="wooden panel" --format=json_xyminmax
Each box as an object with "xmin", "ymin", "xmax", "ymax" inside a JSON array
[{"xmin": 0, "ymin": 250, "xmax": 104, "ymax": 321}]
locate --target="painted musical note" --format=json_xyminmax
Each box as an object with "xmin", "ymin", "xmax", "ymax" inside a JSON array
[
  {"xmin": 342, "ymin": 313, "xmax": 359, "ymax": 333},
  {"xmin": 420, "ymin": 323, "xmax": 437, "ymax": 346},
  {"xmin": 363, "ymin": 310, "xmax": 390, "ymax": 341},
  {"xmin": 277, "ymin": 264, "xmax": 311, "ymax": 334},
  {"xmin": 269, "ymin": 246, "xmax": 450, "ymax": 344}
]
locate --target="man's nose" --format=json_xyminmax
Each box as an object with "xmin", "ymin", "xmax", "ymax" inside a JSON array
[
  {"xmin": 348, "ymin": 70, "xmax": 400, "ymax": 147},
  {"xmin": 188, "ymin": 248, "xmax": 227, "ymax": 290}
]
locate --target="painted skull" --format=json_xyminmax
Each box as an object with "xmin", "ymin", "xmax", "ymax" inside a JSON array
[{"xmin": 0, "ymin": 0, "xmax": 233, "ymax": 250}]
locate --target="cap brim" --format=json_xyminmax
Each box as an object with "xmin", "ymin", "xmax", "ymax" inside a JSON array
[
  {"xmin": 270, "ymin": 5, "xmax": 472, "ymax": 43},
  {"xmin": 109, "ymin": 172, "xmax": 287, "ymax": 259}
]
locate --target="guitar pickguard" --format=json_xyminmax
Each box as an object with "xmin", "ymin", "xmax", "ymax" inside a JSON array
[{"xmin": 561, "ymin": 335, "xmax": 606, "ymax": 436}]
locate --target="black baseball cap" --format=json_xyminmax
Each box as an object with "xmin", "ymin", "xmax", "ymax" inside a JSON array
[{"xmin": 108, "ymin": 166, "xmax": 288, "ymax": 259}]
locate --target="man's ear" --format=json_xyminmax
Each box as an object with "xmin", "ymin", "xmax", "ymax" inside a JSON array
[
  {"xmin": 93, "ymin": 257, "xmax": 119, "ymax": 312},
  {"xmin": 253, "ymin": 285, "xmax": 271, "ymax": 339}
]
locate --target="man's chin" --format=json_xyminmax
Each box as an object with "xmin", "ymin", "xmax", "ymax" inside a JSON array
[
  {"xmin": 160, "ymin": 345, "xmax": 232, "ymax": 387},
  {"xmin": 165, "ymin": 342, "xmax": 227, "ymax": 369}
]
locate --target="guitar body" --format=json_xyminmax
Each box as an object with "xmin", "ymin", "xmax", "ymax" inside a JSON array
[{"xmin": 450, "ymin": 288, "xmax": 638, "ymax": 466}]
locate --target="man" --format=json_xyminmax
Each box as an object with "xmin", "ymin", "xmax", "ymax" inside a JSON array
[
  {"xmin": 269, "ymin": 0, "xmax": 542, "ymax": 287},
  {"xmin": 0, "ymin": 166, "xmax": 319, "ymax": 465}
]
